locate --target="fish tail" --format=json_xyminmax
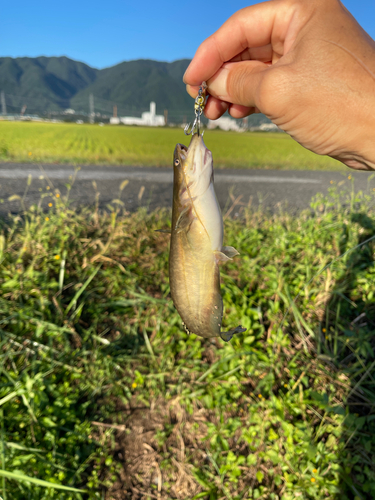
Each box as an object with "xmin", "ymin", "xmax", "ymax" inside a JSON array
[{"xmin": 220, "ymin": 325, "xmax": 247, "ymax": 342}]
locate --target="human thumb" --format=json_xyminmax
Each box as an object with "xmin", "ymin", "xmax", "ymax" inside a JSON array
[{"xmin": 207, "ymin": 60, "xmax": 270, "ymax": 108}]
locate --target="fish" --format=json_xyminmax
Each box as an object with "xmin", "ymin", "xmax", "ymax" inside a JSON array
[{"xmin": 169, "ymin": 133, "xmax": 246, "ymax": 342}]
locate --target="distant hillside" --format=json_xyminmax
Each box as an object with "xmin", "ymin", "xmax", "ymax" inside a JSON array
[
  {"xmin": 0, "ymin": 56, "xmax": 98, "ymax": 112},
  {"xmin": 0, "ymin": 56, "xmax": 193, "ymax": 117},
  {"xmin": 71, "ymin": 59, "xmax": 193, "ymax": 119},
  {"xmin": 0, "ymin": 56, "xmax": 270, "ymax": 125}
]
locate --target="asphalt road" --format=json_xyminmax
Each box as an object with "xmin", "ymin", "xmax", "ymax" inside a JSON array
[{"xmin": 0, "ymin": 163, "xmax": 373, "ymax": 216}]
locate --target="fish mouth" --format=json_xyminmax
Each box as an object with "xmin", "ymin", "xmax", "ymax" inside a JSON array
[
  {"xmin": 177, "ymin": 143, "xmax": 188, "ymax": 153},
  {"xmin": 187, "ymin": 133, "xmax": 205, "ymax": 153},
  {"xmin": 175, "ymin": 143, "xmax": 188, "ymax": 160}
]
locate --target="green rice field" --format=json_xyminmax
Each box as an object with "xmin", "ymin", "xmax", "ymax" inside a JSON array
[{"xmin": 0, "ymin": 121, "xmax": 343, "ymax": 170}]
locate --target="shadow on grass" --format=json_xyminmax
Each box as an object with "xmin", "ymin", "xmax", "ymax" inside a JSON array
[{"xmin": 319, "ymin": 212, "xmax": 375, "ymax": 499}]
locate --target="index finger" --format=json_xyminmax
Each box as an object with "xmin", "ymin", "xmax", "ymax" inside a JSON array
[{"xmin": 183, "ymin": 0, "xmax": 293, "ymax": 86}]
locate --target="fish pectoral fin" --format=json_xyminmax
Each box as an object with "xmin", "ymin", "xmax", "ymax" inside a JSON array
[
  {"xmin": 215, "ymin": 246, "xmax": 240, "ymax": 263},
  {"xmin": 214, "ymin": 251, "xmax": 232, "ymax": 263},
  {"xmin": 221, "ymin": 246, "xmax": 240, "ymax": 258},
  {"xmin": 175, "ymin": 206, "xmax": 194, "ymax": 233},
  {"xmin": 155, "ymin": 228, "xmax": 171, "ymax": 234},
  {"xmin": 220, "ymin": 325, "xmax": 247, "ymax": 342}
]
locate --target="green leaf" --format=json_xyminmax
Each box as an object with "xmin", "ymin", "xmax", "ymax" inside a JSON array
[
  {"xmin": 266, "ymin": 450, "xmax": 280, "ymax": 465},
  {"xmin": 268, "ymin": 428, "xmax": 278, "ymax": 440},
  {"xmin": 65, "ymin": 264, "xmax": 101, "ymax": 314},
  {"xmin": 41, "ymin": 417, "xmax": 57, "ymax": 428},
  {"xmin": 192, "ymin": 492, "xmax": 212, "ymax": 500},
  {"xmin": 2, "ymin": 279, "xmax": 19, "ymax": 289},
  {"xmin": 0, "ymin": 390, "xmax": 24, "ymax": 407},
  {"xmin": 256, "ymin": 471, "xmax": 264, "ymax": 483},
  {"xmin": 247, "ymin": 454, "xmax": 257, "ymax": 466},
  {"xmin": 0, "ymin": 469, "xmax": 86, "ymax": 492},
  {"xmin": 307, "ymin": 444, "xmax": 317, "ymax": 460}
]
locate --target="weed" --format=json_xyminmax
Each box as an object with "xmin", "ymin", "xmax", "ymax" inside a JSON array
[{"xmin": 0, "ymin": 176, "xmax": 374, "ymax": 498}]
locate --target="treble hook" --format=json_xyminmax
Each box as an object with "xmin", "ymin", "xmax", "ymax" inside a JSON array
[
  {"xmin": 184, "ymin": 81, "xmax": 207, "ymax": 136},
  {"xmin": 184, "ymin": 115, "xmax": 199, "ymax": 136}
]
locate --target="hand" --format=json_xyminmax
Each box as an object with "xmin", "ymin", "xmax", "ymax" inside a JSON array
[{"xmin": 183, "ymin": 0, "xmax": 375, "ymax": 170}]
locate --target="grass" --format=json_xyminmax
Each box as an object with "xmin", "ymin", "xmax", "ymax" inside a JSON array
[
  {"xmin": 0, "ymin": 174, "xmax": 375, "ymax": 499},
  {"xmin": 0, "ymin": 121, "xmax": 344, "ymax": 170}
]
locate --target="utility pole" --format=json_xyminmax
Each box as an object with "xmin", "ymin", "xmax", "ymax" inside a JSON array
[
  {"xmin": 89, "ymin": 93, "xmax": 94, "ymax": 124},
  {"xmin": 1, "ymin": 91, "xmax": 6, "ymax": 116},
  {"xmin": 113, "ymin": 105, "xmax": 117, "ymax": 118},
  {"xmin": 164, "ymin": 109, "xmax": 168, "ymax": 126}
]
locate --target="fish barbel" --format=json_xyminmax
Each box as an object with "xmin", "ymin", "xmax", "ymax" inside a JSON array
[{"xmin": 169, "ymin": 134, "xmax": 246, "ymax": 342}]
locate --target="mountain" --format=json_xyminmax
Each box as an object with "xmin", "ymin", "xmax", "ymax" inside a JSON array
[
  {"xmin": 0, "ymin": 56, "xmax": 192, "ymax": 116},
  {"xmin": 0, "ymin": 56, "xmax": 270, "ymax": 125},
  {"xmin": 0, "ymin": 56, "xmax": 98, "ymax": 113},
  {"xmin": 71, "ymin": 59, "xmax": 192, "ymax": 119}
]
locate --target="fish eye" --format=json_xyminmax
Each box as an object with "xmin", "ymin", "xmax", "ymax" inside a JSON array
[{"xmin": 174, "ymin": 159, "xmax": 180, "ymax": 166}]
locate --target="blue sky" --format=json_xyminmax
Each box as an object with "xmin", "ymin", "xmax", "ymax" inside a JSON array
[{"xmin": 1, "ymin": 0, "xmax": 374, "ymax": 69}]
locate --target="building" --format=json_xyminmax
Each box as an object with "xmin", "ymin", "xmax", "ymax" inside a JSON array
[
  {"xmin": 207, "ymin": 116, "xmax": 241, "ymax": 132},
  {"xmin": 258, "ymin": 123, "xmax": 279, "ymax": 132},
  {"xmin": 110, "ymin": 102, "xmax": 165, "ymax": 126}
]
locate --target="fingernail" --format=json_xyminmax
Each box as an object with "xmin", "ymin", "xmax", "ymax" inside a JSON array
[
  {"xmin": 207, "ymin": 66, "xmax": 229, "ymax": 101},
  {"xmin": 183, "ymin": 65, "xmax": 191, "ymax": 84},
  {"xmin": 185, "ymin": 84, "xmax": 197, "ymax": 98}
]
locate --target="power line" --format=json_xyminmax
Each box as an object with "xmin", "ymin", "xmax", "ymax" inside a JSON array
[
  {"xmin": 1, "ymin": 91, "xmax": 6, "ymax": 115},
  {"xmin": 89, "ymin": 93, "xmax": 94, "ymax": 124}
]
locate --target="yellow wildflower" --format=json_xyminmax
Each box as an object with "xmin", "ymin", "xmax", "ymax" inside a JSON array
[
  {"xmin": 45, "ymin": 217, "xmax": 49, "ymax": 221},
  {"xmin": 348, "ymin": 175, "xmax": 352, "ymax": 180},
  {"xmin": 56, "ymin": 193, "xmax": 60, "ymax": 198},
  {"xmin": 258, "ymin": 394, "xmax": 262, "ymax": 399},
  {"xmin": 313, "ymin": 469, "xmax": 317, "ymax": 474},
  {"xmin": 54, "ymin": 255, "xmax": 60, "ymax": 260},
  {"xmin": 322, "ymin": 328, "xmax": 326, "ymax": 333},
  {"xmin": 48, "ymin": 203, "xmax": 53, "ymax": 207},
  {"xmin": 132, "ymin": 382, "xmax": 137, "ymax": 389},
  {"xmin": 311, "ymin": 478, "xmax": 316, "ymax": 483},
  {"xmin": 28, "ymin": 152, "xmax": 32, "ymax": 156}
]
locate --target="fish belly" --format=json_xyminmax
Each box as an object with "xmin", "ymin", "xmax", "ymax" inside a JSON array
[
  {"xmin": 191, "ymin": 183, "xmax": 223, "ymax": 252},
  {"xmin": 170, "ymin": 221, "xmax": 224, "ymax": 338}
]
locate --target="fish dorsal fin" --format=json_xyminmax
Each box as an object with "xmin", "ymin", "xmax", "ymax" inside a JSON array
[
  {"xmin": 221, "ymin": 246, "xmax": 240, "ymax": 258},
  {"xmin": 220, "ymin": 325, "xmax": 247, "ymax": 342},
  {"xmin": 175, "ymin": 206, "xmax": 194, "ymax": 233}
]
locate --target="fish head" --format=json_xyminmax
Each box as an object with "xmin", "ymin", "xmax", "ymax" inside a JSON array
[
  {"xmin": 173, "ymin": 142, "xmax": 188, "ymax": 186},
  {"xmin": 173, "ymin": 134, "xmax": 213, "ymax": 196}
]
